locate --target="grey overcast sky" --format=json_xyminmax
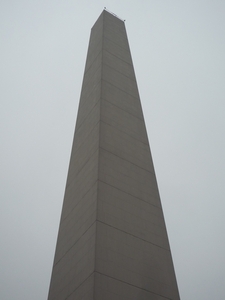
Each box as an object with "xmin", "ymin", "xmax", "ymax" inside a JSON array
[{"xmin": 1, "ymin": 1, "xmax": 225, "ymax": 299}]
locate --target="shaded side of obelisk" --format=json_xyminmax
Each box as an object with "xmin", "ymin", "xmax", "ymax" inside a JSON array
[
  {"xmin": 47, "ymin": 10, "xmax": 180, "ymax": 300},
  {"xmin": 47, "ymin": 11, "xmax": 103, "ymax": 300}
]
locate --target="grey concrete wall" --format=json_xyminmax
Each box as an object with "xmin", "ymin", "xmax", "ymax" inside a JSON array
[
  {"xmin": 48, "ymin": 10, "xmax": 180, "ymax": 300},
  {"xmin": 47, "ymin": 12, "xmax": 104, "ymax": 300}
]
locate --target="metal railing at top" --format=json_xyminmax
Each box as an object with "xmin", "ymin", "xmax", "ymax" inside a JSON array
[{"xmin": 104, "ymin": 7, "xmax": 125, "ymax": 22}]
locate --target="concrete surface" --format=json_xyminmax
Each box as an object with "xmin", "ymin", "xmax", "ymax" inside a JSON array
[{"xmin": 48, "ymin": 10, "xmax": 180, "ymax": 300}]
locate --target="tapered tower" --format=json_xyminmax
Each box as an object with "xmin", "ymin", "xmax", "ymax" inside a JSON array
[{"xmin": 48, "ymin": 10, "xmax": 180, "ymax": 300}]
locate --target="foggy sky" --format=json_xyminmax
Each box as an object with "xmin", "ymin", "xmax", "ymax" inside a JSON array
[{"xmin": 1, "ymin": 1, "xmax": 225, "ymax": 299}]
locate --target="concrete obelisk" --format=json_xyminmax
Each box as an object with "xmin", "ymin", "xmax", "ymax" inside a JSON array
[{"xmin": 48, "ymin": 10, "xmax": 180, "ymax": 300}]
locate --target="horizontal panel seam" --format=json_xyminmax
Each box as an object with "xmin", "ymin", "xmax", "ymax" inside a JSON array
[
  {"xmin": 94, "ymin": 271, "xmax": 172, "ymax": 299},
  {"xmin": 53, "ymin": 221, "xmax": 96, "ymax": 267},
  {"xmin": 96, "ymin": 220, "xmax": 169, "ymax": 251},
  {"xmin": 98, "ymin": 179, "xmax": 161, "ymax": 209}
]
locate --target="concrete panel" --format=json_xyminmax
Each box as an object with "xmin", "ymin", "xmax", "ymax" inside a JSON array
[
  {"xmin": 55, "ymin": 183, "xmax": 98, "ymax": 261},
  {"xmin": 66, "ymin": 143, "xmax": 98, "ymax": 188},
  {"xmin": 54, "ymin": 206, "xmax": 96, "ymax": 263},
  {"xmin": 99, "ymin": 121, "xmax": 153, "ymax": 172},
  {"xmin": 62, "ymin": 181, "xmax": 97, "ymax": 224},
  {"xmin": 81, "ymin": 50, "xmax": 102, "ymax": 94},
  {"xmin": 63, "ymin": 149, "xmax": 99, "ymax": 214},
  {"xmin": 83, "ymin": 50, "xmax": 102, "ymax": 81},
  {"xmin": 48, "ymin": 223, "xmax": 96, "ymax": 300},
  {"xmin": 94, "ymin": 272, "xmax": 171, "ymax": 300},
  {"xmin": 84, "ymin": 14, "xmax": 103, "ymax": 72},
  {"xmin": 97, "ymin": 181, "xmax": 168, "ymax": 247},
  {"xmin": 101, "ymin": 98, "xmax": 149, "ymax": 144},
  {"xmin": 101, "ymin": 80, "xmax": 144, "ymax": 119},
  {"xmin": 67, "ymin": 273, "xmax": 94, "ymax": 300},
  {"xmin": 102, "ymin": 63, "xmax": 140, "ymax": 99},
  {"xmin": 99, "ymin": 148, "xmax": 161, "ymax": 205},
  {"xmin": 103, "ymin": 11, "xmax": 126, "ymax": 33},
  {"xmin": 103, "ymin": 49, "xmax": 135, "ymax": 80},
  {"xmin": 103, "ymin": 24, "xmax": 129, "ymax": 51},
  {"xmin": 84, "ymin": 41, "xmax": 102, "ymax": 75},
  {"xmin": 75, "ymin": 81, "xmax": 101, "ymax": 129},
  {"xmin": 95, "ymin": 222, "xmax": 179, "ymax": 299},
  {"xmin": 74, "ymin": 100, "xmax": 100, "ymax": 146},
  {"xmin": 68, "ymin": 123, "xmax": 99, "ymax": 180},
  {"xmin": 79, "ymin": 63, "xmax": 101, "ymax": 102},
  {"xmin": 103, "ymin": 37, "xmax": 133, "ymax": 65},
  {"xmin": 97, "ymin": 181, "xmax": 163, "ymax": 220}
]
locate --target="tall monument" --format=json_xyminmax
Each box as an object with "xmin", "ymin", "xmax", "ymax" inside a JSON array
[{"xmin": 48, "ymin": 10, "xmax": 180, "ymax": 300}]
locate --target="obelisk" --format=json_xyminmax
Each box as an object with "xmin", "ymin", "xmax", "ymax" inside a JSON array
[{"xmin": 48, "ymin": 10, "xmax": 180, "ymax": 300}]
